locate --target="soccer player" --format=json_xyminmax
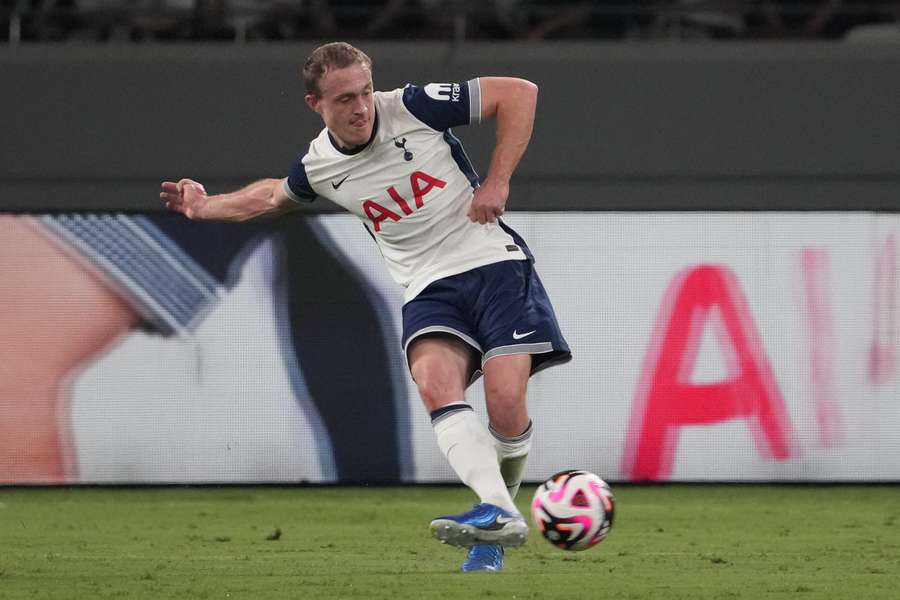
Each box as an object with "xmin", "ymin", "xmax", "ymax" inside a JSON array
[{"xmin": 161, "ymin": 41, "xmax": 571, "ymax": 572}]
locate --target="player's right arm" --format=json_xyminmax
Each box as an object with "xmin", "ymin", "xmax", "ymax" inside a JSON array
[{"xmin": 160, "ymin": 177, "xmax": 299, "ymax": 222}]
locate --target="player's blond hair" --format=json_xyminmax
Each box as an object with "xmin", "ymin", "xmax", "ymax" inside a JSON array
[{"xmin": 303, "ymin": 42, "xmax": 372, "ymax": 97}]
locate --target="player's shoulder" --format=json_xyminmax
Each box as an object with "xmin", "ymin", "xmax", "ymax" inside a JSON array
[
  {"xmin": 376, "ymin": 87, "xmax": 405, "ymax": 103},
  {"xmin": 302, "ymin": 127, "xmax": 336, "ymax": 163},
  {"xmin": 361, "ymin": 86, "xmax": 444, "ymax": 137},
  {"xmin": 374, "ymin": 87, "xmax": 412, "ymax": 120}
]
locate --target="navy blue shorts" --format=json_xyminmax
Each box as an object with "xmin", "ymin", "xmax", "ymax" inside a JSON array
[{"xmin": 402, "ymin": 258, "xmax": 572, "ymax": 386}]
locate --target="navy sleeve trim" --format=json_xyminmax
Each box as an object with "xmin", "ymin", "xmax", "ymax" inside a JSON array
[{"xmin": 285, "ymin": 156, "xmax": 317, "ymax": 203}]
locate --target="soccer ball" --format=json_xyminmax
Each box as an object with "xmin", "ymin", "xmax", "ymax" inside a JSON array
[{"xmin": 531, "ymin": 470, "xmax": 615, "ymax": 551}]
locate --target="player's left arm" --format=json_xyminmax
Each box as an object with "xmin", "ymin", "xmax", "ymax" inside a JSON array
[{"xmin": 468, "ymin": 77, "xmax": 538, "ymax": 225}]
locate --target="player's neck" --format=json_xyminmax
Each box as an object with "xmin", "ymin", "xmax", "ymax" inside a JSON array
[{"xmin": 329, "ymin": 112, "xmax": 379, "ymax": 155}]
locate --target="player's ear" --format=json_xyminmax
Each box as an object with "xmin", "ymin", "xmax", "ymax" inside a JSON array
[{"xmin": 305, "ymin": 93, "xmax": 321, "ymax": 114}]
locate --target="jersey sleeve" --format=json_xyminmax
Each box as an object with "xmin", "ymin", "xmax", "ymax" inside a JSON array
[
  {"xmin": 284, "ymin": 154, "xmax": 317, "ymax": 203},
  {"xmin": 401, "ymin": 79, "xmax": 482, "ymax": 131}
]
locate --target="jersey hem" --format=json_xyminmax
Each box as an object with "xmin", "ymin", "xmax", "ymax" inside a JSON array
[{"xmin": 403, "ymin": 254, "xmax": 528, "ymax": 303}]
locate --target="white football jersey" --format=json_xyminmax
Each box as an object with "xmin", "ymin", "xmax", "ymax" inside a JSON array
[{"xmin": 284, "ymin": 78, "xmax": 529, "ymax": 302}]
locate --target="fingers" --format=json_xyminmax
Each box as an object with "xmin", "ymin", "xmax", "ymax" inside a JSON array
[
  {"xmin": 160, "ymin": 179, "xmax": 206, "ymax": 214},
  {"xmin": 467, "ymin": 203, "xmax": 504, "ymax": 225},
  {"xmin": 161, "ymin": 197, "xmax": 183, "ymax": 214},
  {"xmin": 160, "ymin": 181, "xmax": 188, "ymax": 213},
  {"xmin": 160, "ymin": 183, "xmax": 180, "ymax": 208},
  {"xmin": 468, "ymin": 208, "xmax": 488, "ymax": 224},
  {"xmin": 160, "ymin": 180, "xmax": 205, "ymax": 195},
  {"xmin": 178, "ymin": 179, "xmax": 206, "ymax": 194}
]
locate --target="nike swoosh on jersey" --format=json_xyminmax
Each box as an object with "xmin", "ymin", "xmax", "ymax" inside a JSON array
[
  {"xmin": 512, "ymin": 330, "xmax": 536, "ymax": 340},
  {"xmin": 331, "ymin": 174, "xmax": 350, "ymax": 190}
]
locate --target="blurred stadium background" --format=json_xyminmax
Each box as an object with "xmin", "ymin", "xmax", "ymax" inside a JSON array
[
  {"xmin": 1, "ymin": 3, "xmax": 899, "ymax": 597},
  {"xmin": 2, "ymin": 1, "xmax": 900, "ymax": 43}
]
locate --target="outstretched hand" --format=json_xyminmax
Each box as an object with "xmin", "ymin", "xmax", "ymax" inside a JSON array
[
  {"xmin": 467, "ymin": 179, "xmax": 509, "ymax": 225},
  {"xmin": 160, "ymin": 179, "xmax": 208, "ymax": 219}
]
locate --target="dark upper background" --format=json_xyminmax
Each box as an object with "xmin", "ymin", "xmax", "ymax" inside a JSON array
[{"xmin": 1, "ymin": 2, "xmax": 899, "ymax": 211}]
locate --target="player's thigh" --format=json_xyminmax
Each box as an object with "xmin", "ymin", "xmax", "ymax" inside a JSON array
[
  {"xmin": 408, "ymin": 333, "xmax": 476, "ymax": 411},
  {"xmin": 0, "ymin": 216, "xmax": 139, "ymax": 373},
  {"xmin": 482, "ymin": 353, "xmax": 531, "ymax": 419}
]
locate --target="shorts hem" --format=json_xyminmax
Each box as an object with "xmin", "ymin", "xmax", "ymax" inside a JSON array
[
  {"xmin": 403, "ymin": 325, "xmax": 483, "ymax": 355},
  {"xmin": 483, "ymin": 346, "xmax": 573, "ymax": 377},
  {"xmin": 403, "ymin": 326, "xmax": 485, "ymax": 387},
  {"xmin": 482, "ymin": 342, "xmax": 554, "ymax": 364}
]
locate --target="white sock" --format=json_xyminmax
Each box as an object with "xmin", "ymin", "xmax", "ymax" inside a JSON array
[
  {"xmin": 431, "ymin": 404, "xmax": 519, "ymax": 515},
  {"xmin": 490, "ymin": 421, "xmax": 533, "ymax": 499}
]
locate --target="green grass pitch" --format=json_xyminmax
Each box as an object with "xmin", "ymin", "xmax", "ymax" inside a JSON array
[{"xmin": 1, "ymin": 484, "xmax": 898, "ymax": 599}]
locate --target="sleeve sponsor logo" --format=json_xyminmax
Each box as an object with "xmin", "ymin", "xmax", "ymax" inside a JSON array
[{"xmin": 424, "ymin": 83, "xmax": 461, "ymax": 102}]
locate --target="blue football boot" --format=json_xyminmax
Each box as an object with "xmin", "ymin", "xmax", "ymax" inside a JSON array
[
  {"xmin": 430, "ymin": 503, "xmax": 528, "ymax": 548},
  {"xmin": 461, "ymin": 544, "xmax": 504, "ymax": 573}
]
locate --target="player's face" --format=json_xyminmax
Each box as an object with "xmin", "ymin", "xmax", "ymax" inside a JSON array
[{"xmin": 306, "ymin": 63, "xmax": 375, "ymax": 149}]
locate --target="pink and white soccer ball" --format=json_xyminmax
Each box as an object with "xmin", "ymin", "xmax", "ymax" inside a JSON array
[{"xmin": 531, "ymin": 470, "xmax": 615, "ymax": 551}]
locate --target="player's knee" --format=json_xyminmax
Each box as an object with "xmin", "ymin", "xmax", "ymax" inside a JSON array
[
  {"xmin": 416, "ymin": 379, "xmax": 465, "ymax": 411},
  {"xmin": 413, "ymin": 369, "xmax": 466, "ymax": 411},
  {"xmin": 483, "ymin": 382, "xmax": 527, "ymax": 416},
  {"xmin": 409, "ymin": 342, "xmax": 470, "ymax": 410}
]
